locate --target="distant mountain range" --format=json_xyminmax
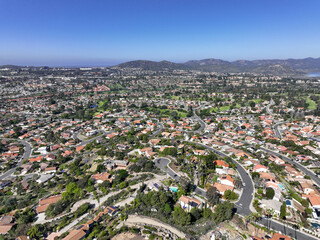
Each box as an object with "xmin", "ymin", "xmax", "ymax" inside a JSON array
[
  {"xmin": 114, "ymin": 57, "xmax": 320, "ymax": 75},
  {"xmin": 1, "ymin": 57, "xmax": 320, "ymax": 76}
]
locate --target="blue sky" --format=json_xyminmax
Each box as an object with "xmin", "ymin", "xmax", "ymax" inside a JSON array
[{"xmin": 1, "ymin": 0, "xmax": 320, "ymax": 66}]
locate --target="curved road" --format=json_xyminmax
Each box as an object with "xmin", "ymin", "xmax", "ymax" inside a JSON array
[
  {"xmin": 189, "ymin": 141, "xmax": 254, "ymax": 216},
  {"xmin": 75, "ymin": 130, "xmax": 111, "ymax": 147},
  {"xmin": 155, "ymin": 142, "xmax": 254, "ymax": 216},
  {"xmin": 0, "ymin": 139, "xmax": 32, "ymax": 180},
  {"xmin": 152, "ymin": 123, "xmax": 164, "ymax": 137},
  {"xmin": 223, "ymin": 134, "xmax": 320, "ymax": 187},
  {"xmin": 266, "ymin": 99, "xmax": 275, "ymax": 116},
  {"xmin": 193, "ymin": 109, "xmax": 206, "ymax": 134},
  {"xmin": 261, "ymin": 147, "xmax": 320, "ymax": 187},
  {"xmin": 273, "ymin": 122, "xmax": 287, "ymax": 139},
  {"xmin": 155, "ymin": 143, "xmax": 318, "ymax": 239}
]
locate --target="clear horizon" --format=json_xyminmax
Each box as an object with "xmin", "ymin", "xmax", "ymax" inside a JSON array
[{"xmin": 1, "ymin": 0, "xmax": 320, "ymax": 66}]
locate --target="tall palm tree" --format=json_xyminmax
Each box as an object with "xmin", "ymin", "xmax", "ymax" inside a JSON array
[
  {"xmin": 244, "ymin": 215, "xmax": 251, "ymax": 230},
  {"xmin": 266, "ymin": 208, "xmax": 274, "ymax": 234},
  {"xmin": 292, "ymin": 224, "xmax": 299, "ymax": 240},
  {"xmin": 249, "ymin": 212, "xmax": 261, "ymax": 236},
  {"xmin": 28, "ymin": 225, "xmax": 40, "ymax": 239}
]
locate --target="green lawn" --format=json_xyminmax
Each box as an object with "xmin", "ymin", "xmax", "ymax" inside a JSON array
[
  {"xmin": 210, "ymin": 103, "xmax": 241, "ymax": 113},
  {"xmin": 306, "ymin": 97, "xmax": 317, "ymax": 110},
  {"xmin": 147, "ymin": 107, "xmax": 187, "ymax": 118},
  {"xmin": 251, "ymin": 99, "xmax": 263, "ymax": 104}
]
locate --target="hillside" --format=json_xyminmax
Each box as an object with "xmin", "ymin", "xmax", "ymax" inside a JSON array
[
  {"xmin": 113, "ymin": 57, "xmax": 320, "ymax": 75},
  {"xmin": 115, "ymin": 60, "xmax": 188, "ymax": 71}
]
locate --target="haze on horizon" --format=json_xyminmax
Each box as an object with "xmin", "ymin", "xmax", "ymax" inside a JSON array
[{"xmin": 1, "ymin": 0, "xmax": 320, "ymax": 67}]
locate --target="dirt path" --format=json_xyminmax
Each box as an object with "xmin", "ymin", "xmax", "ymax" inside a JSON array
[{"xmin": 119, "ymin": 215, "xmax": 186, "ymax": 239}]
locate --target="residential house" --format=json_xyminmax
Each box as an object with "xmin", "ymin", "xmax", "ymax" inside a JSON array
[
  {"xmin": 103, "ymin": 206, "xmax": 119, "ymax": 216},
  {"xmin": 253, "ymin": 164, "xmax": 269, "ymax": 173},
  {"xmin": 307, "ymin": 194, "xmax": 320, "ymax": 219},
  {"xmin": 213, "ymin": 182, "xmax": 234, "ymax": 195},
  {"xmin": 91, "ymin": 172, "xmax": 112, "ymax": 184},
  {"xmin": 36, "ymin": 194, "xmax": 62, "ymax": 214},
  {"xmin": 178, "ymin": 196, "xmax": 203, "ymax": 212},
  {"xmin": 0, "ymin": 215, "xmax": 15, "ymax": 235},
  {"xmin": 218, "ymin": 175, "xmax": 235, "ymax": 187}
]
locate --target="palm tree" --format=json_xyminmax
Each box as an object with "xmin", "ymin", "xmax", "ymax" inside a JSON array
[
  {"xmin": 28, "ymin": 225, "xmax": 40, "ymax": 239},
  {"xmin": 266, "ymin": 208, "xmax": 274, "ymax": 234},
  {"xmin": 248, "ymin": 212, "xmax": 261, "ymax": 236},
  {"xmin": 292, "ymin": 224, "xmax": 299, "ymax": 240},
  {"xmin": 244, "ymin": 214, "xmax": 251, "ymax": 230}
]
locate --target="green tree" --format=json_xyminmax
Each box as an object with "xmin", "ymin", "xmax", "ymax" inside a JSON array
[
  {"xmin": 173, "ymin": 206, "xmax": 191, "ymax": 226},
  {"xmin": 300, "ymin": 198, "xmax": 309, "ymax": 208},
  {"xmin": 162, "ymin": 147, "xmax": 177, "ymax": 157},
  {"xmin": 96, "ymin": 164, "xmax": 106, "ymax": 173},
  {"xmin": 114, "ymin": 170, "xmax": 128, "ymax": 185},
  {"xmin": 280, "ymin": 202, "xmax": 287, "ymax": 220},
  {"xmin": 206, "ymin": 186, "xmax": 220, "ymax": 205},
  {"xmin": 27, "ymin": 225, "xmax": 41, "ymax": 239},
  {"xmin": 223, "ymin": 190, "xmax": 238, "ymax": 200},
  {"xmin": 251, "ymin": 172, "xmax": 260, "ymax": 179},
  {"xmin": 164, "ymin": 203, "xmax": 172, "ymax": 214},
  {"xmin": 119, "ymin": 181, "xmax": 128, "ymax": 189},
  {"xmin": 62, "ymin": 182, "xmax": 84, "ymax": 202},
  {"xmin": 212, "ymin": 201, "xmax": 234, "ymax": 224},
  {"xmin": 249, "ymin": 101, "xmax": 256, "ymax": 108},
  {"xmin": 265, "ymin": 188, "xmax": 275, "ymax": 200},
  {"xmin": 204, "ymin": 152, "xmax": 217, "ymax": 169},
  {"xmin": 190, "ymin": 207, "xmax": 201, "ymax": 221},
  {"xmin": 179, "ymin": 176, "xmax": 193, "ymax": 194},
  {"xmin": 202, "ymin": 207, "xmax": 213, "ymax": 219}
]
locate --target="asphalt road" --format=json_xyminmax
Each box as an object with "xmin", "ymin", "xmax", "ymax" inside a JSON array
[
  {"xmin": 266, "ymin": 99, "xmax": 275, "ymax": 116},
  {"xmin": 0, "ymin": 139, "xmax": 32, "ymax": 180},
  {"xmin": 152, "ymin": 123, "xmax": 164, "ymax": 137},
  {"xmin": 261, "ymin": 147, "xmax": 320, "ymax": 187},
  {"xmin": 190, "ymin": 142, "xmax": 254, "ymax": 215},
  {"xmin": 76, "ymin": 130, "xmax": 111, "ymax": 147},
  {"xmin": 230, "ymin": 120, "xmax": 241, "ymax": 131},
  {"xmin": 227, "ymin": 135, "xmax": 320, "ymax": 187},
  {"xmin": 273, "ymin": 122, "xmax": 287, "ymax": 139},
  {"xmin": 154, "ymin": 157, "xmax": 207, "ymax": 198},
  {"xmin": 155, "ymin": 144, "xmax": 318, "ymax": 240},
  {"xmin": 155, "ymin": 142, "xmax": 254, "ymax": 216},
  {"xmin": 193, "ymin": 110, "xmax": 206, "ymax": 133},
  {"xmin": 154, "ymin": 157, "xmax": 180, "ymax": 181},
  {"xmin": 258, "ymin": 217, "xmax": 318, "ymax": 240}
]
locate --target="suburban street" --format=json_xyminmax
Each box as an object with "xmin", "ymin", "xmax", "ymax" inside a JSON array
[
  {"xmin": 259, "ymin": 218, "xmax": 317, "ymax": 240},
  {"xmin": 266, "ymin": 99, "xmax": 275, "ymax": 116},
  {"xmin": 0, "ymin": 139, "xmax": 32, "ymax": 180},
  {"xmin": 189, "ymin": 141, "xmax": 254, "ymax": 216},
  {"xmin": 225, "ymin": 134, "xmax": 320, "ymax": 188},
  {"xmin": 193, "ymin": 109, "xmax": 206, "ymax": 133},
  {"xmin": 152, "ymin": 122, "xmax": 164, "ymax": 137},
  {"xmin": 155, "ymin": 142, "xmax": 254, "ymax": 216},
  {"xmin": 261, "ymin": 147, "xmax": 320, "ymax": 187},
  {"xmin": 273, "ymin": 121, "xmax": 287, "ymax": 139},
  {"xmin": 154, "ymin": 157, "xmax": 180, "ymax": 181},
  {"xmin": 75, "ymin": 130, "xmax": 111, "ymax": 147},
  {"xmin": 153, "ymin": 130, "xmax": 320, "ymax": 240}
]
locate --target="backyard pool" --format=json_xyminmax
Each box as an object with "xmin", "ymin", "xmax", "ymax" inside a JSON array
[
  {"xmin": 286, "ymin": 200, "xmax": 292, "ymax": 206},
  {"xmin": 169, "ymin": 187, "xmax": 178, "ymax": 192}
]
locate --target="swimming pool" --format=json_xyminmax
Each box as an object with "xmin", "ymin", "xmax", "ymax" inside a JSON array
[{"xmin": 170, "ymin": 187, "xmax": 178, "ymax": 192}]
